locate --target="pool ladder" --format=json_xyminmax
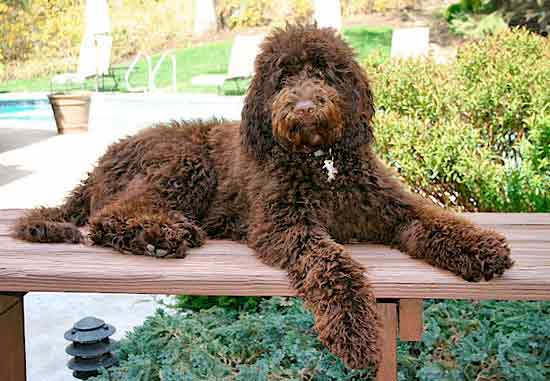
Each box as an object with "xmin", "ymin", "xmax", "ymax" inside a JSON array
[{"xmin": 124, "ymin": 51, "xmax": 177, "ymax": 92}]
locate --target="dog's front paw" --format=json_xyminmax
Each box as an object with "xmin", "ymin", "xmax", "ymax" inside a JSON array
[
  {"xmin": 317, "ymin": 306, "xmax": 380, "ymax": 369},
  {"xmin": 15, "ymin": 220, "xmax": 82, "ymax": 243},
  {"xmin": 90, "ymin": 215, "xmax": 205, "ymax": 258},
  {"xmin": 458, "ymin": 231, "xmax": 513, "ymax": 282},
  {"xmin": 139, "ymin": 220, "xmax": 206, "ymax": 258},
  {"xmin": 313, "ymin": 285, "xmax": 380, "ymax": 370}
]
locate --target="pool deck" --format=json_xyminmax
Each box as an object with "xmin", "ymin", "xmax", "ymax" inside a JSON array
[{"xmin": 0, "ymin": 91, "xmax": 244, "ymax": 381}]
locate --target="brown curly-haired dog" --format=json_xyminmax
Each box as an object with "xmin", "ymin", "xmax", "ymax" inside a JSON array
[{"xmin": 13, "ymin": 25, "xmax": 513, "ymax": 369}]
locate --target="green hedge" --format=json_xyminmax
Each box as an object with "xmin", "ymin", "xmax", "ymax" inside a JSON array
[
  {"xmin": 90, "ymin": 29, "xmax": 550, "ymax": 381},
  {"xmin": 367, "ymin": 28, "xmax": 550, "ymax": 212}
]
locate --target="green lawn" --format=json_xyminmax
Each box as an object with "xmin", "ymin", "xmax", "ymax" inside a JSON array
[{"xmin": 0, "ymin": 26, "xmax": 392, "ymax": 94}]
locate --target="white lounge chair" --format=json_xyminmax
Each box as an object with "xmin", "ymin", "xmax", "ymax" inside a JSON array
[
  {"xmin": 390, "ymin": 27, "xmax": 430, "ymax": 59},
  {"xmin": 191, "ymin": 34, "xmax": 265, "ymax": 93},
  {"xmin": 51, "ymin": 33, "xmax": 115, "ymax": 92}
]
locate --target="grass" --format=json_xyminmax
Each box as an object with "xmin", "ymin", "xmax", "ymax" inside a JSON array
[{"xmin": 0, "ymin": 26, "xmax": 392, "ymax": 95}]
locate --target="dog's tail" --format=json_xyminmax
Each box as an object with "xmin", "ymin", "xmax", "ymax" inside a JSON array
[{"xmin": 12, "ymin": 178, "xmax": 92, "ymax": 244}]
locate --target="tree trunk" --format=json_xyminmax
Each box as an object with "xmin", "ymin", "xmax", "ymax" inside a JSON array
[
  {"xmin": 313, "ymin": 0, "xmax": 342, "ymax": 31},
  {"xmin": 193, "ymin": 0, "xmax": 217, "ymax": 36}
]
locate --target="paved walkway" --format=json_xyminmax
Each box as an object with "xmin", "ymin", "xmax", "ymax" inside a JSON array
[{"xmin": 0, "ymin": 92, "xmax": 244, "ymax": 380}]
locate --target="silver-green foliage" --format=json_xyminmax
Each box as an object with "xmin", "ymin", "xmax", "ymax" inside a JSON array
[
  {"xmin": 91, "ymin": 298, "xmax": 373, "ymax": 381},
  {"xmin": 90, "ymin": 298, "xmax": 550, "ymax": 381}
]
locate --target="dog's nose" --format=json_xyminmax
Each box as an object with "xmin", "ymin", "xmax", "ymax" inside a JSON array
[{"xmin": 294, "ymin": 100, "xmax": 315, "ymax": 115}]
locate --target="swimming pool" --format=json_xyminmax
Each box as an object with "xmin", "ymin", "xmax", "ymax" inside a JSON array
[{"xmin": 0, "ymin": 99, "xmax": 54, "ymax": 122}]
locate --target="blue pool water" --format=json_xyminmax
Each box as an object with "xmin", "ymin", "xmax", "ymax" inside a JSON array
[{"xmin": 0, "ymin": 99, "xmax": 54, "ymax": 122}]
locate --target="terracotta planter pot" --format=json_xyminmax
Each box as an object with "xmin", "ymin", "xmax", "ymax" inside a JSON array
[{"xmin": 48, "ymin": 92, "xmax": 91, "ymax": 134}]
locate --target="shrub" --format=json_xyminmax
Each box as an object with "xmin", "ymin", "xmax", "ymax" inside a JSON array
[
  {"xmin": 444, "ymin": 0, "xmax": 497, "ymax": 21},
  {"xmin": 0, "ymin": 0, "xmax": 83, "ymax": 65},
  {"xmin": 456, "ymin": 28, "xmax": 550, "ymax": 157},
  {"xmin": 500, "ymin": 0, "xmax": 550, "ymax": 37},
  {"xmin": 91, "ymin": 298, "xmax": 374, "ymax": 381},
  {"xmin": 175, "ymin": 295, "xmax": 266, "ymax": 312},
  {"xmin": 374, "ymin": 111, "xmax": 506, "ymax": 210},
  {"xmin": 341, "ymin": 0, "xmax": 418, "ymax": 16},
  {"xmin": 90, "ymin": 298, "xmax": 550, "ymax": 381},
  {"xmin": 365, "ymin": 28, "xmax": 550, "ymax": 212},
  {"xmin": 217, "ymin": 0, "xmax": 313, "ymax": 30},
  {"xmin": 448, "ymin": 12, "xmax": 508, "ymax": 38}
]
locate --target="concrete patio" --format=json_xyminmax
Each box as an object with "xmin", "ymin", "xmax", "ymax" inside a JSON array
[{"xmin": 0, "ymin": 92, "xmax": 244, "ymax": 380}]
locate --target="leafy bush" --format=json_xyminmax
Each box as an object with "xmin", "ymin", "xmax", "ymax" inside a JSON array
[
  {"xmin": 341, "ymin": 0, "xmax": 418, "ymax": 16},
  {"xmin": 90, "ymin": 298, "xmax": 550, "ymax": 381},
  {"xmin": 446, "ymin": 0, "xmax": 550, "ymax": 37},
  {"xmin": 444, "ymin": 0, "xmax": 497, "ymax": 21},
  {"xmin": 175, "ymin": 295, "xmax": 266, "ymax": 312},
  {"xmin": 448, "ymin": 12, "xmax": 508, "ymax": 38},
  {"xmin": 374, "ymin": 112, "xmax": 506, "ymax": 210},
  {"xmin": 216, "ymin": 0, "xmax": 313, "ymax": 29},
  {"xmin": 500, "ymin": 0, "xmax": 550, "ymax": 37},
  {"xmin": 365, "ymin": 28, "xmax": 550, "ymax": 212},
  {"xmin": 0, "ymin": 0, "xmax": 83, "ymax": 64}
]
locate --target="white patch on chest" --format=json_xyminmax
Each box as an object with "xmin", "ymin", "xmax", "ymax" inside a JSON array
[
  {"xmin": 313, "ymin": 149, "xmax": 338, "ymax": 182},
  {"xmin": 323, "ymin": 159, "xmax": 338, "ymax": 182}
]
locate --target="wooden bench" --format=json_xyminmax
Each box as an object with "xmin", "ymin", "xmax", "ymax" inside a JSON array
[{"xmin": 1, "ymin": 210, "xmax": 549, "ymax": 381}]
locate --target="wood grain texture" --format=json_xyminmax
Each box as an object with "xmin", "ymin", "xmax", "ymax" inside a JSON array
[
  {"xmin": 1, "ymin": 210, "xmax": 549, "ymax": 300},
  {"xmin": 377, "ymin": 303, "xmax": 397, "ymax": 381},
  {"xmin": 0, "ymin": 294, "xmax": 26, "ymax": 381},
  {"xmin": 399, "ymin": 299, "xmax": 423, "ymax": 341}
]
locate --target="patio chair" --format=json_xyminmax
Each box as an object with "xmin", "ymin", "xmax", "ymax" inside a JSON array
[
  {"xmin": 390, "ymin": 27, "xmax": 430, "ymax": 59},
  {"xmin": 51, "ymin": 33, "xmax": 119, "ymax": 92},
  {"xmin": 191, "ymin": 34, "xmax": 265, "ymax": 94}
]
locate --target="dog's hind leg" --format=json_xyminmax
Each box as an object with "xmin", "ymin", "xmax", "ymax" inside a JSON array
[
  {"xmin": 89, "ymin": 184, "xmax": 206, "ymax": 258},
  {"xmin": 89, "ymin": 152, "xmax": 215, "ymax": 259},
  {"xmin": 12, "ymin": 179, "xmax": 91, "ymax": 243}
]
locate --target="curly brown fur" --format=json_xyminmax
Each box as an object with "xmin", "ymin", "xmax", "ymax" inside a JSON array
[{"xmin": 12, "ymin": 24, "xmax": 513, "ymax": 370}]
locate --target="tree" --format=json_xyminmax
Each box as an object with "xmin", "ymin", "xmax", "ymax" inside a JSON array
[
  {"xmin": 193, "ymin": 0, "xmax": 217, "ymax": 35},
  {"xmin": 313, "ymin": 0, "xmax": 341, "ymax": 31}
]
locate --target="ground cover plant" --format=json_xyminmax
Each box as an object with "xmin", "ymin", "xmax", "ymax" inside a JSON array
[
  {"xmin": 90, "ymin": 28, "xmax": 549, "ymax": 380},
  {"xmin": 91, "ymin": 298, "xmax": 550, "ymax": 381}
]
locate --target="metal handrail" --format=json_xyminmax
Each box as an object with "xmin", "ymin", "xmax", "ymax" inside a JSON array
[
  {"xmin": 150, "ymin": 51, "xmax": 177, "ymax": 92},
  {"xmin": 124, "ymin": 52, "xmax": 152, "ymax": 92}
]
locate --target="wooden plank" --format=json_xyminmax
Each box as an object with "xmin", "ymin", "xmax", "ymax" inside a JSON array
[
  {"xmin": 377, "ymin": 303, "xmax": 398, "ymax": 381},
  {"xmin": 399, "ymin": 299, "xmax": 423, "ymax": 341},
  {"xmin": 0, "ymin": 236, "xmax": 548, "ymax": 299},
  {"xmin": 0, "ymin": 210, "xmax": 549, "ymax": 300},
  {"xmin": 0, "ymin": 294, "xmax": 26, "ymax": 381},
  {"xmin": 465, "ymin": 213, "xmax": 550, "ymax": 226},
  {"xmin": 0, "ymin": 294, "xmax": 21, "ymax": 315}
]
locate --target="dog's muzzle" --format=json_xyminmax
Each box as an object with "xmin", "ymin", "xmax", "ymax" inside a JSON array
[{"xmin": 271, "ymin": 80, "xmax": 344, "ymax": 152}]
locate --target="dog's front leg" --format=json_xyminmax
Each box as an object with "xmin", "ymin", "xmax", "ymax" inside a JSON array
[
  {"xmin": 398, "ymin": 207, "xmax": 513, "ymax": 282},
  {"xmin": 248, "ymin": 207, "xmax": 380, "ymax": 370}
]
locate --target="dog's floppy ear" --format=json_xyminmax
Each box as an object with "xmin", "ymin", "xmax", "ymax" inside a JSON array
[
  {"xmin": 339, "ymin": 60, "xmax": 375, "ymax": 149},
  {"xmin": 240, "ymin": 28, "xmax": 290, "ymax": 161},
  {"xmin": 240, "ymin": 64, "xmax": 276, "ymax": 160}
]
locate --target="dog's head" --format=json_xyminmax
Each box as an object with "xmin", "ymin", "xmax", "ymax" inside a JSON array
[{"xmin": 241, "ymin": 24, "xmax": 375, "ymax": 160}]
